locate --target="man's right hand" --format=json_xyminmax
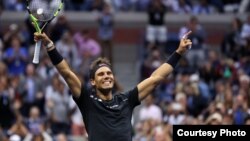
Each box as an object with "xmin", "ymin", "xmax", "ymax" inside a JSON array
[
  {"xmin": 34, "ymin": 32, "xmax": 54, "ymax": 50},
  {"xmin": 176, "ymin": 30, "xmax": 192, "ymax": 55}
]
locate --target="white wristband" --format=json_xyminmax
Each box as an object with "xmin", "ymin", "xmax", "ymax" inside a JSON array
[{"xmin": 46, "ymin": 42, "xmax": 54, "ymax": 49}]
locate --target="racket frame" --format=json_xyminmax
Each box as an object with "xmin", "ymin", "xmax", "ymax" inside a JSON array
[{"xmin": 26, "ymin": 0, "xmax": 64, "ymax": 64}]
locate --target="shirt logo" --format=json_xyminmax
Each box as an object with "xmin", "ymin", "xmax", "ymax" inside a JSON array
[{"xmin": 90, "ymin": 95, "xmax": 120, "ymax": 109}]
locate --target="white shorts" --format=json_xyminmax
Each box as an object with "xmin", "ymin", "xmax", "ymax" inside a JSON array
[{"xmin": 146, "ymin": 25, "xmax": 167, "ymax": 43}]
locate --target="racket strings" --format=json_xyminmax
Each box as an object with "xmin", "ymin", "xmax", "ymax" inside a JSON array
[{"xmin": 28, "ymin": 0, "xmax": 62, "ymax": 21}]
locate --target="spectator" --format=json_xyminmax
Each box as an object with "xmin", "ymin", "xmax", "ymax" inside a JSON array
[
  {"xmin": 18, "ymin": 63, "xmax": 45, "ymax": 117},
  {"xmin": 0, "ymin": 61, "xmax": 7, "ymax": 77},
  {"xmin": 146, "ymin": 0, "xmax": 167, "ymax": 48},
  {"xmin": 56, "ymin": 30, "xmax": 81, "ymax": 70},
  {"xmin": 2, "ymin": 2, "xmax": 250, "ymax": 140},
  {"xmin": 139, "ymin": 94, "xmax": 163, "ymax": 124},
  {"xmin": 90, "ymin": 0, "xmax": 105, "ymax": 12},
  {"xmin": 152, "ymin": 124, "xmax": 172, "ymax": 141},
  {"xmin": 240, "ymin": 15, "xmax": 250, "ymax": 48},
  {"xmin": 0, "ymin": 76, "xmax": 15, "ymax": 132},
  {"xmin": 55, "ymin": 133, "xmax": 69, "ymax": 141},
  {"xmin": 222, "ymin": 0, "xmax": 241, "ymax": 13},
  {"xmin": 2, "ymin": 0, "xmax": 25, "ymax": 11},
  {"xmin": 179, "ymin": 15, "xmax": 206, "ymax": 68},
  {"xmin": 214, "ymin": 80, "xmax": 227, "ymax": 103},
  {"xmin": 74, "ymin": 29, "xmax": 101, "ymax": 58},
  {"xmin": 182, "ymin": 78, "xmax": 209, "ymax": 117},
  {"xmin": 97, "ymin": 3, "xmax": 114, "ymax": 64},
  {"xmin": 45, "ymin": 76, "xmax": 71, "ymax": 135},
  {"xmin": 134, "ymin": 0, "xmax": 151, "ymax": 11},
  {"xmin": 112, "ymin": 0, "xmax": 131, "ymax": 11},
  {"xmin": 175, "ymin": 92, "xmax": 188, "ymax": 113},
  {"xmin": 205, "ymin": 112, "xmax": 223, "ymax": 125},
  {"xmin": 23, "ymin": 131, "xmax": 53, "ymax": 141},
  {"xmin": 238, "ymin": 74, "xmax": 250, "ymax": 99},
  {"xmin": 65, "ymin": 0, "xmax": 86, "ymax": 11},
  {"xmin": 7, "ymin": 113, "xmax": 29, "ymax": 140},
  {"xmin": 49, "ymin": 15, "xmax": 71, "ymax": 43},
  {"xmin": 190, "ymin": 73, "xmax": 211, "ymax": 102},
  {"xmin": 140, "ymin": 47, "xmax": 164, "ymax": 81},
  {"xmin": 0, "ymin": 127, "xmax": 7, "ymax": 141},
  {"xmin": 73, "ymin": 29, "xmax": 101, "ymax": 75},
  {"xmin": 133, "ymin": 119, "xmax": 154, "ymax": 141},
  {"xmin": 24, "ymin": 106, "xmax": 46, "ymax": 135},
  {"xmin": 222, "ymin": 113, "xmax": 234, "ymax": 125},
  {"xmin": 208, "ymin": 0, "xmax": 224, "ymax": 13},
  {"xmin": 0, "ymin": 0, "xmax": 3, "ymax": 12},
  {"xmin": 3, "ymin": 23, "xmax": 23, "ymax": 49},
  {"xmin": 232, "ymin": 94, "xmax": 248, "ymax": 124},
  {"xmin": 3, "ymin": 36, "xmax": 29, "ymax": 76},
  {"xmin": 221, "ymin": 17, "xmax": 243, "ymax": 60},
  {"xmin": 192, "ymin": 0, "xmax": 217, "ymax": 14},
  {"xmin": 166, "ymin": 102, "xmax": 185, "ymax": 125},
  {"xmin": 198, "ymin": 60, "xmax": 220, "ymax": 92},
  {"xmin": 165, "ymin": 0, "xmax": 192, "ymax": 14}
]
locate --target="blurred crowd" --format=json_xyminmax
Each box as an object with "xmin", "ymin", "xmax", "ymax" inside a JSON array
[
  {"xmin": 0, "ymin": 0, "xmax": 250, "ymax": 141},
  {"xmin": 1, "ymin": 0, "xmax": 249, "ymax": 14},
  {"xmin": 136, "ymin": 3, "xmax": 250, "ymax": 141}
]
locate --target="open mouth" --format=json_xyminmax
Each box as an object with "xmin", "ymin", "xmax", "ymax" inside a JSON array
[
  {"xmin": 103, "ymin": 81, "xmax": 111, "ymax": 85},
  {"xmin": 102, "ymin": 79, "xmax": 113, "ymax": 85}
]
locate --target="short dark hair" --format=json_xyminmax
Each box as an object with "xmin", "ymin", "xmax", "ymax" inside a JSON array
[
  {"xmin": 89, "ymin": 57, "xmax": 112, "ymax": 79},
  {"xmin": 190, "ymin": 15, "xmax": 198, "ymax": 23}
]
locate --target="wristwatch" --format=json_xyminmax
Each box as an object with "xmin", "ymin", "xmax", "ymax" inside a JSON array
[{"xmin": 46, "ymin": 42, "xmax": 54, "ymax": 49}]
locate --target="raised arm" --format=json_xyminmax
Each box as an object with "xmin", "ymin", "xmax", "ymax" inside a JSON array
[
  {"xmin": 137, "ymin": 31, "xmax": 192, "ymax": 101},
  {"xmin": 34, "ymin": 32, "xmax": 81, "ymax": 98}
]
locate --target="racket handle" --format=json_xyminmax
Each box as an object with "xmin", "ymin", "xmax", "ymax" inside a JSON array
[{"xmin": 32, "ymin": 40, "xmax": 42, "ymax": 64}]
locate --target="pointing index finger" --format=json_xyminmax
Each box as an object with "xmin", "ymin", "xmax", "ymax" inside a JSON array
[{"xmin": 182, "ymin": 30, "xmax": 192, "ymax": 39}]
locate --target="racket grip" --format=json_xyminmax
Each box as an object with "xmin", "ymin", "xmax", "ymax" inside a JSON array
[{"xmin": 32, "ymin": 40, "xmax": 42, "ymax": 64}]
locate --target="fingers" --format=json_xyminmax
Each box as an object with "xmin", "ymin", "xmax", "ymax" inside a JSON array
[
  {"xmin": 34, "ymin": 32, "xmax": 42, "ymax": 42},
  {"xmin": 186, "ymin": 40, "xmax": 192, "ymax": 46},
  {"xmin": 184, "ymin": 39, "xmax": 191, "ymax": 43},
  {"xmin": 34, "ymin": 32, "xmax": 53, "ymax": 47},
  {"xmin": 181, "ymin": 38, "xmax": 191, "ymax": 44},
  {"xmin": 183, "ymin": 39, "xmax": 192, "ymax": 45},
  {"xmin": 34, "ymin": 32, "xmax": 39, "ymax": 42},
  {"xmin": 181, "ymin": 30, "xmax": 192, "ymax": 39},
  {"xmin": 33, "ymin": 32, "xmax": 47, "ymax": 42},
  {"xmin": 185, "ymin": 40, "xmax": 192, "ymax": 49},
  {"xmin": 180, "ymin": 38, "xmax": 192, "ymax": 50}
]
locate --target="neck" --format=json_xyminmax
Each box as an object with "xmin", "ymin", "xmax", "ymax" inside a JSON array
[{"xmin": 96, "ymin": 88, "xmax": 113, "ymax": 101}]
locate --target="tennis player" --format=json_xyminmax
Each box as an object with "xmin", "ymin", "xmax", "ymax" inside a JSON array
[{"xmin": 34, "ymin": 30, "xmax": 192, "ymax": 141}]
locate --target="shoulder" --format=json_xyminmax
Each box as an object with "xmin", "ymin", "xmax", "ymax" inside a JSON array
[
  {"xmin": 73, "ymin": 85, "xmax": 92, "ymax": 101},
  {"xmin": 118, "ymin": 87, "xmax": 138, "ymax": 96}
]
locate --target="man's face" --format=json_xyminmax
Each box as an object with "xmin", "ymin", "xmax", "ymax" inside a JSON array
[{"xmin": 91, "ymin": 66, "xmax": 114, "ymax": 91}]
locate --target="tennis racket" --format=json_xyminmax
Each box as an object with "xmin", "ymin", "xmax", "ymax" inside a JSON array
[{"xmin": 26, "ymin": 0, "xmax": 64, "ymax": 64}]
